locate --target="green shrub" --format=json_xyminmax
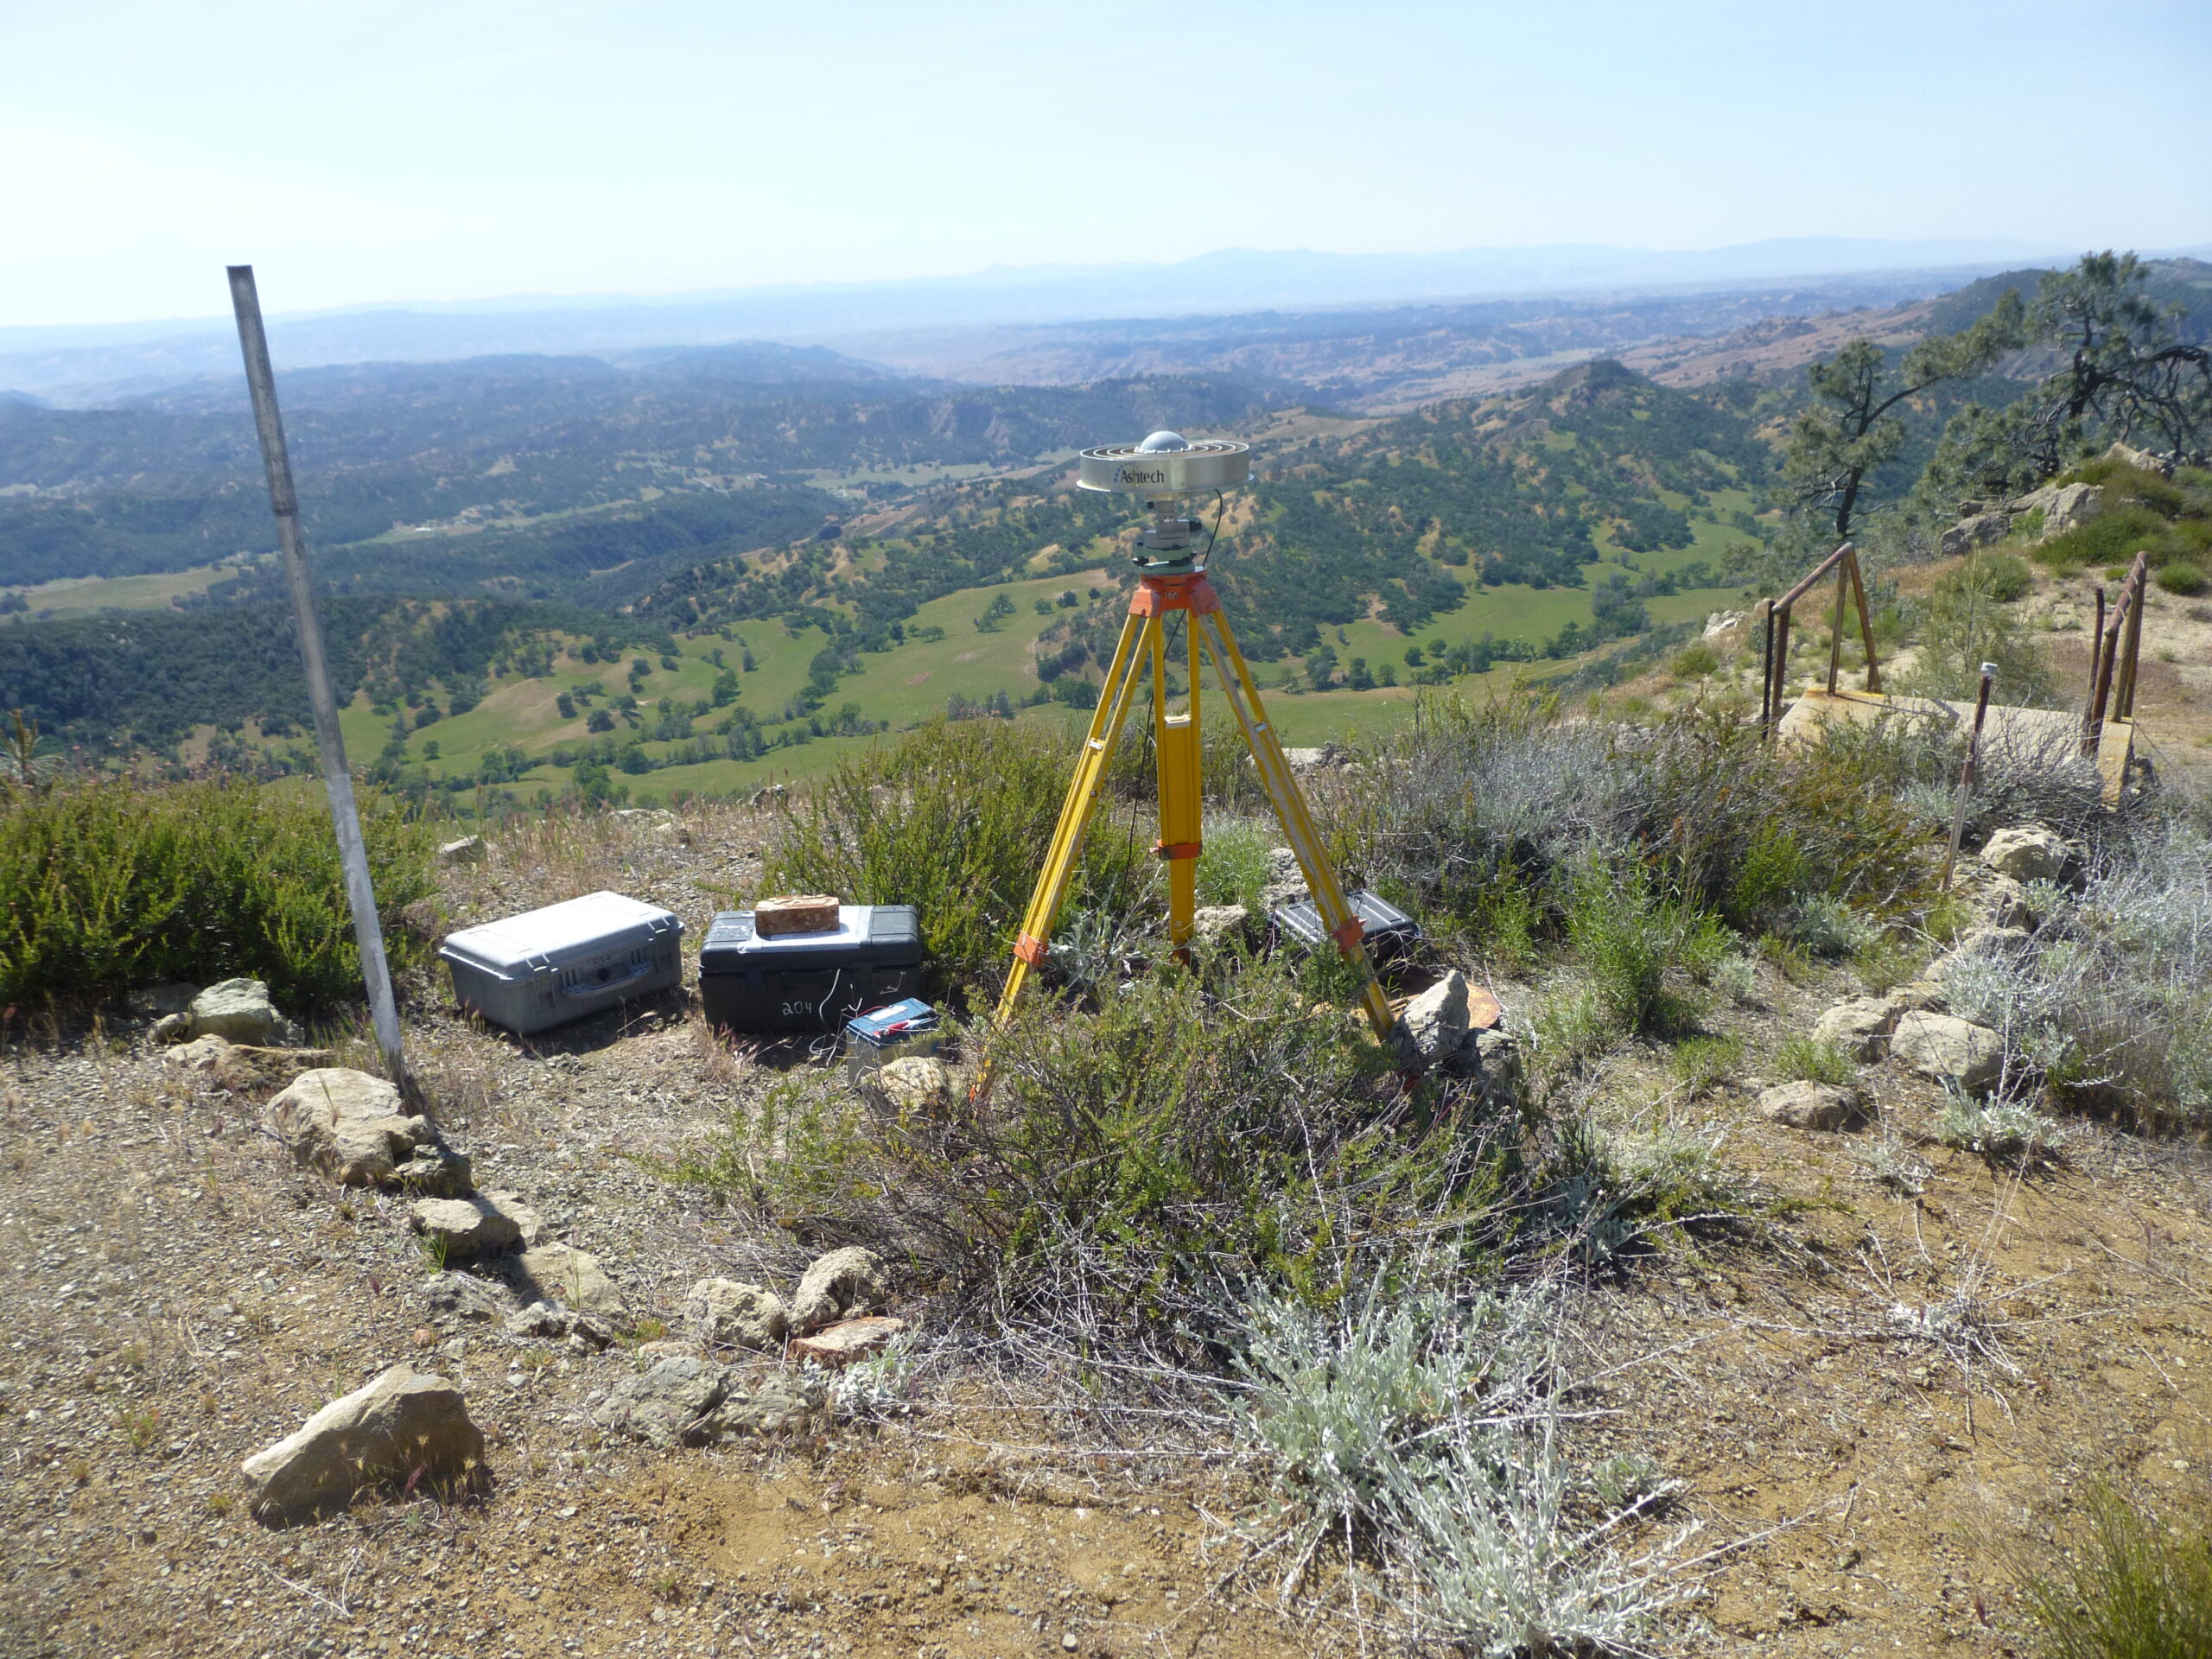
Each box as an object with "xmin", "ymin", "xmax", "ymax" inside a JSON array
[
  {"xmin": 681, "ymin": 959, "xmax": 1511, "ymax": 1350},
  {"xmin": 2156, "ymin": 562, "xmax": 2209, "ymax": 596},
  {"xmin": 1773, "ymin": 1036, "xmax": 1853, "ymax": 1087},
  {"xmin": 1669, "ymin": 643, "xmax": 1719, "ymax": 679},
  {"xmin": 1895, "ymin": 560, "xmax": 2057, "ymax": 706},
  {"xmin": 0, "ymin": 778, "xmax": 435, "ymax": 1007},
  {"xmin": 2012, "ymin": 1483, "xmax": 2212, "ymax": 1659},
  {"xmin": 2036, "ymin": 504, "xmax": 2175, "ymax": 571},
  {"xmin": 1669, "ymin": 1035, "xmax": 1742, "ymax": 1096},
  {"xmin": 1564, "ymin": 863, "xmax": 1724, "ymax": 1039},
  {"xmin": 1980, "ymin": 552, "xmax": 2034, "ymax": 602},
  {"xmin": 762, "ymin": 719, "xmax": 1155, "ymax": 1001},
  {"xmin": 1195, "ymin": 816, "xmax": 1272, "ymax": 910}
]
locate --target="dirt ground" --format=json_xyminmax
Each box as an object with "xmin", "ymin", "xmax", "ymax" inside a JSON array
[{"xmin": 3, "ymin": 801, "xmax": 2209, "ymax": 1659}]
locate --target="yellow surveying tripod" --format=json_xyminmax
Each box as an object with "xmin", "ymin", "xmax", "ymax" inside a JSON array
[{"xmin": 991, "ymin": 430, "xmax": 1395, "ymax": 1042}]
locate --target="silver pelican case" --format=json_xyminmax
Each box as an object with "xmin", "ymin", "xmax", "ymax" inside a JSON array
[{"xmin": 439, "ymin": 891, "xmax": 684, "ymax": 1035}]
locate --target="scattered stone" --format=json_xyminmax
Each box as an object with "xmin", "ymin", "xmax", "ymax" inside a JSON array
[
  {"xmin": 240, "ymin": 1365, "xmax": 481, "ymax": 1524},
  {"xmin": 266, "ymin": 1069, "xmax": 473, "ymax": 1197},
  {"xmin": 709, "ymin": 1371, "xmax": 827, "ymax": 1438},
  {"xmin": 636, "ymin": 1338, "xmax": 707, "ymax": 1363},
  {"xmin": 188, "ymin": 977, "xmax": 286, "ymax": 1046},
  {"xmin": 1884, "ymin": 980, "xmax": 1948, "ymax": 1015},
  {"xmin": 1980, "ymin": 825, "xmax": 2067, "ymax": 884},
  {"xmin": 125, "ymin": 981, "xmax": 200, "ymax": 1020},
  {"xmin": 1393, "ymin": 970, "xmax": 1469, "ymax": 1071},
  {"xmin": 1259, "ymin": 846, "xmax": 1307, "ymax": 912},
  {"xmin": 164, "ymin": 1036, "xmax": 334, "ymax": 1092},
  {"xmin": 480, "ymin": 1188, "xmax": 543, "ymax": 1247},
  {"xmin": 1925, "ymin": 925, "xmax": 2031, "ymax": 983},
  {"xmin": 505, "ymin": 1243, "xmax": 626, "ymax": 1319},
  {"xmin": 789, "ymin": 1246, "xmax": 892, "ymax": 1336},
  {"xmin": 1281, "ymin": 745, "xmax": 1344, "ymax": 772},
  {"xmin": 1703, "ymin": 610, "xmax": 1745, "ymax": 639},
  {"xmin": 504, "ymin": 1301, "xmax": 616, "ymax": 1350},
  {"xmin": 420, "ymin": 1272, "xmax": 516, "ymax": 1324},
  {"xmin": 788, "ymin": 1315, "xmax": 907, "ymax": 1370},
  {"xmin": 2103, "ymin": 441, "xmax": 2171, "ymax": 478},
  {"xmin": 1890, "ymin": 1012, "xmax": 2005, "ymax": 1095},
  {"xmin": 1980, "ymin": 874, "xmax": 2044, "ymax": 930},
  {"xmin": 683, "ymin": 1278, "xmax": 789, "ymax": 1350},
  {"xmin": 593, "ymin": 1357, "xmax": 731, "ymax": 1447},
  {"xmin": 2041, "ymin": 480, "xmax": 2107, "ymax": 537},
  {"xmin": 410, "ymin": 1196, "xmax": 524, "ymax": 1261},
  {"xmin": 1757, "ymin": 1081, "xmax": 1865, "ymax": 1132},
  {"xmin": 435, "ymin": 834, "xmax": 487, "ymax": 866},
  {"xmin": 872, "ymin": 1056, "xmax": 953, "ymax": 1117},
  {"xmin": 1190, "ymin": 904, "xmax": 1251, "ymax": 944},
  {"xmin": 1813, "ymin": 997, "xmax": 1899, "ymax": 1062},
  {"xmin": 149, "ymin": 1013, "xmax": 192, "ymax": 1046}
]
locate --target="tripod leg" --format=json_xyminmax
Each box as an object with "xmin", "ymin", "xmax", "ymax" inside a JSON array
[
  {"xmin": 1154, "ymin": 618, "xmax": 1202, "ymax": 950},
  {"xmin": 1193, "ymin": 607, "xmax": 1395, "ymax": 1040},
  {"xmin": 994, "ymin": 608, "xmax": 1152, "ymax": 1025}
]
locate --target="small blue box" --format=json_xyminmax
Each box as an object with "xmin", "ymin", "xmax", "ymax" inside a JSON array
[{"xmin": 845, "ymin": 998, "xmax": 939, "ymax": 1050}]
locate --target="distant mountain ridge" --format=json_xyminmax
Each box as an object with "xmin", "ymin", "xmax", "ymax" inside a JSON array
[{"xmin": 0, "ymin": 237, "xmax": 2090, "ymax": 402}]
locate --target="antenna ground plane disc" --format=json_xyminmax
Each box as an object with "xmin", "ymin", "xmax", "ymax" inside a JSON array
[{"xmin": 1077, "ymin": 437, "xmax": 1249, "ymax": 494}]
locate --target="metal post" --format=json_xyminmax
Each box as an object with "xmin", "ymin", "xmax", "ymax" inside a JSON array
[
  {"xmin": 1939, "ymin": 664, "xmax": 1997, "ymax": 893},
  {"xmin": 226, "ymin": 266, "xmax": 407, "ymax": 1084}
]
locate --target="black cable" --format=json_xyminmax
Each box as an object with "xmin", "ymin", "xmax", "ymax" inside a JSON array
[{"xmin": 1199, "ymin": 489, "xmax": 1225, "ymax": 565}]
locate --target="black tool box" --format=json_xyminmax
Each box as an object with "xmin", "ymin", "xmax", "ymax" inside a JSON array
[
  {"xmin": 1269, "ymin": 888, "xmax": 1422, "ymax": 961},
  {"xmin": 698, "ymin": 905, "xmax": 925, "ymax": 1033}
]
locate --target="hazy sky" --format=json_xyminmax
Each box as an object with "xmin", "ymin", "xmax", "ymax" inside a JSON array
[{"xmin": 4, "ymin": 0, "xmax": 2208, "ymax": 327}]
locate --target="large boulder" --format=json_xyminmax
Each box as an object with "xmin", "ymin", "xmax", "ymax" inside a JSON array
[
  {"xmin": 789, "ymin": 1247, "xmax": 891, "ymax": 1336},
  {"xmin": 1757, "ymin": 1081, "xmax": 1865, "ymax": 1132},
  {"xmin": 1393, "ymin": 970, "xmax": 1470, "ymax": 1072},
  {"xmin": 410, "ymin": 1196, "xmax": 525, "ymax": 1261},
  {"xmin": 189, "ymin": 978, "xmax": 287, "ymax": 1046},
  {"xmin": 1980, "ymin": 825, "xmax": 2067, "ymax": 884},
  {"xmin": 683, "ymin": 1278, "xmax": 788, "ymax": 1350},
  {"xmin": 1940, "ymin": 511, "xmax": 2012, "ymax": 558},
  {"xmin": 266, "ymin": 1069, "xmax": 472, "ymax": 1197},
  {"xmin": 1813, "ymin": 998, "xmax": 1899, "ymax": 1062},
  {"xmin": 2043, "ymin": 481, "xmax": 2106, "ymax": 538},
  {"xmin": 504, "ymin": 1243, "xmax": 626, "ymax": 1319},
  {"xmin": 240, "ymin": 1365, "xmax": 481, "ymax": 1524},
  {"xmin": 1890, "ymin": 1012, "xmax": 2005, "ymax": 1095}
]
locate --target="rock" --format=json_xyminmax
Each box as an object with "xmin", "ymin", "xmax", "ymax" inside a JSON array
[
  {"xmin": 1259, "ymin": 846, "xmax": 1308, "ymax": 913},
  {"xmin": 1813, "ymin": 997, "xmax": 1899, "ymax": 1062},
  {"xmin": 789, "ymin": 1246, "xmax": 891, "ymax": 1336},
  {"xmin": 1884, "ymin": 979, "xmax": 1948, "ymax": 1015},
  {"xmin": 636, "ymin": 1338, "xmax": 707, "ymax": 1363},
  {"xmin": 1980, "ymin": 825, "xmax": 2067, "ymax": 883},
  {"xmin": 2032, "ymin": 480, "xmax": 2106, "ymax": 539},
  {"xmin": 435, "ymin": 835, "xmax": 486, "ymax": 866},
  {"xmin": 1393, "ymin": 970, "xmax": 1470, "ymax": 1071},
  {"xmin": 240, "ymin": 1365, "xmax": 481, "ymax": 1523},
  {"xmin": 683, "ymin": 1278, "xmax": 789, "ymax": 1350},
  {"xmin": 1281, "ymin": 745, "xmax": 1344, "ymax": 772},
  {"xmin": 709, "ymin": 1372, "xmax": 826, "ymax": 1438},
  {"xmin": 1703, "ymin": 610, "xmax": 1745, "ymax": 640},
  {"xmin": 592, "ymin": 1357, "xmax": 730, "ymax": 1448},
  {"xmin": 1757, "ymin": 1081, "xmax": 1864, "ymax": 1132},
  {"xmin": 480, "ymin": 1188, "xmax": 542, "ymax": 1246},
  {"xmin": 149, "ymin": 1013, "xmax": 192, "ymax": 1046},
  {"xmin": 788, "ymin": 1316, "xmax": 907, "ymax": 1369},
  {"xmin": 1890, "ymin": 1012, "xmax": 2005, "ymax": 1095},
  {"xmin": 420, "ymin": 1272, "xmax": 515, "ymax": 1324},
  {"xmin": 1980, "ymin": 874, "xmax": 2043, "ymax": 930},
  {"xmin": 266, "ymin": 1069, "xmax": 473, "ymax": 1197},
  {"xmin": 504, "ymin": 1301, "xmax": 616, "ymax": 1350},
  {"xmin": 188, "ymin": 977, "xmax": 285, "ymax": 1046},
  {"xmin": 873, "ymin": 1056, "xmax": 953, "ymax": 1117},
  {"xmin": 2103, "ymin": 441, "xmax": 2171, "ymax": 478},
  {"xmin": 1940, "ymin": 511, "xmax": 2012, "ymax": 558},
  {"xmin": 1191, "ymin": 904, "xmax": 1252, "ymax": 944},
  {"xmin": 126, "ymin": 981, "xmax": 200, "ymax": 1020},
  {"xmin": 505, "ymin": 1243, "xmax": 626, "ymax": 1319},
  {"xmin": 166, "ymin": 1034, "xmax": 335, "ymax": 1093},
  {"xmin": 1925, "ymin": 925, "xmax": 2031, "ymax": 984},
  {"xmin": 410, "ymin": 1196, "xmax": 524, "ymax": 1261}
]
